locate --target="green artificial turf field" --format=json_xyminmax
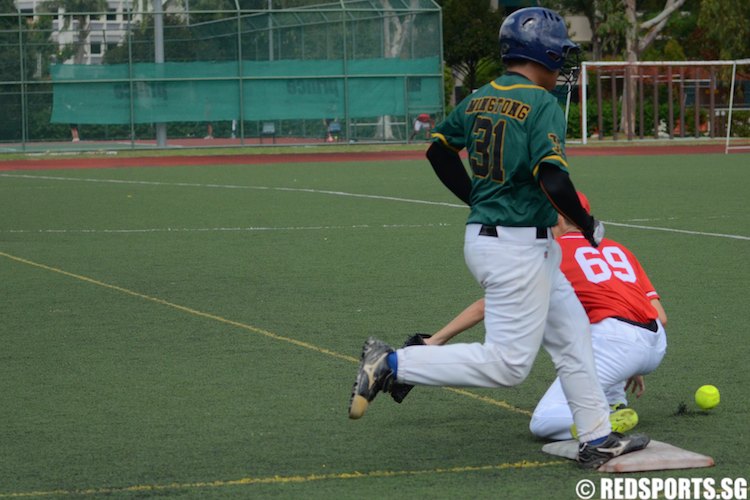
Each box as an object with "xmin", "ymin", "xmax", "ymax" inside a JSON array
[{"xmin": 0, "ymin": 153, "xmax": 747, "ymax": 498}]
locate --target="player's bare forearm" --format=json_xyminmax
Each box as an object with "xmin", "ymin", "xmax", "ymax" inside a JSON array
[
  {"xmin": 427, "ymin": 298, "xmax": 485, "ymax": 345},
  {"xmin": 426, "ymin": 141, "xmax": 472, "ymax": 206},
  {"xmin": 651, "ymin": 299, "xmax": 667, "ymax": 326}
]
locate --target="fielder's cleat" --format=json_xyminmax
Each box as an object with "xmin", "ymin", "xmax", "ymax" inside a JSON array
[
  {"xmin": 609, "ymin": 407, "xmax": 639, "ymax": 434},
  {"xmin": 348, "ymin": 337, "xmax": 394, "ymax": 419},
  {"xmin": 577, "ymin": 432, "xmax": 650, "ymax": 469},
  {"xmin": 570, "ymin": 406, "xmax": 639, "ymax": 439}
]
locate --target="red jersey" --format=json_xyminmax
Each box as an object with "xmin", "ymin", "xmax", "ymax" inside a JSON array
[{"xmin": 557, "ymin": 233, "xmax": 660, "ymax": 324}]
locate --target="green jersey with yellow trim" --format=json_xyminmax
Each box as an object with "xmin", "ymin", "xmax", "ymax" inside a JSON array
[{"xmin": 432, "ymin": 72, "xmax": 568, "ymax": 227}]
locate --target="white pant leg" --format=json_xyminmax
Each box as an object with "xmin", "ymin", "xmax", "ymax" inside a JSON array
[
  {"xmin": 645, "ymin": 319, "xmax": 667, "ymax": 372},
  {"xmin": 531, "ymin": 317, "xmax": 667, "ymax": 440},
  {"xmin": 529, "ymin": 377, "xmax": 572, "ymax": 440},
  {"xmin": 591, "ymin": 318, "xmax": 668, "ymax": 407},
  {"xmin": 529, "ymin": 325, "xmax": 635, "ymax": 440},
  {"xmin": 539, "ymin": 241, "xmax": 610, "ymax": 443},
  {"xmin": 397, "ymin": 225, "xmax": 551, "ymax": 388},
  {"xmin": 589, "ymin": 322, "xmax": 635, "ymax": 408}
]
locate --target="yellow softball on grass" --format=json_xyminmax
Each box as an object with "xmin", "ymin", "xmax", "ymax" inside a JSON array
[{"xmin": 695, "ymin": 385, "xmax": 720, "ymax": 410}]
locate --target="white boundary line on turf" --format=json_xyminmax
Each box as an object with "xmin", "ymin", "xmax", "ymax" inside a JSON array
[
  {"xmin": 0, "ymin": 223, "xmax": 453, "ymax": 234},
  {"xmin": 0, "ymin": 173, "xmax": 466, "ymax": 209},
  {"xmin": 605, "ymin": 222, "xmax": 749, "ymax": 241},
  {"xmin": 2, "ymin": 173, "xmax": 747, "ymax": 241}
]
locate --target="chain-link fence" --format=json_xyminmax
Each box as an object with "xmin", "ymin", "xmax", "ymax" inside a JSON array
[{"xmin": 1, "ymin": 0, "xmax": 443, "ymax": 151}]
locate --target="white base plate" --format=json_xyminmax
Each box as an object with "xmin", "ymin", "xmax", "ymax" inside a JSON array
[{"xmin": 542, "ymin": 439, "xmax": 715, "ymax": 472}]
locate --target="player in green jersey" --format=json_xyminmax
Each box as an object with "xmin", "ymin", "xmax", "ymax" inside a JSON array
[{"xmin": 348, "ymin": 7, "xmax": 650, "ymax": 469}]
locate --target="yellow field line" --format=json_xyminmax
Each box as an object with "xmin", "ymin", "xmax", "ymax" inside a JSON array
[
  {"xmin": 0, "ymin": 460, "xmax": 566, "ymax": 497},
  {"xmin": 446, "ymin": 387, "xmax": 532, "ymax": 416},
  {"xmin": 1, "ymin": 250, "xmax": 531, "ymax": 416},
  {"xmin": 0, "ymin": 251, "xmax": 358, "ymax": 365},
  {"xmin": 0, "ymin": 250, "xmax": 539, "ymax": 497}
]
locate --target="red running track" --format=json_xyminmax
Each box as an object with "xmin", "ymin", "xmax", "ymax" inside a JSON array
[{"xmin": 0, "ymin": 143, "xmax": 738, "ymax": 171}]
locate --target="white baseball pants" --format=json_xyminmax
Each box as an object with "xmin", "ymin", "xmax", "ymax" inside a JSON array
[
  {"xmin": 397, "ymin": 224, "xmax": 611, "ymax": 443},
  {"xmin": 529, "ymin": 317, "xmax": 667, "ymax": 440}
]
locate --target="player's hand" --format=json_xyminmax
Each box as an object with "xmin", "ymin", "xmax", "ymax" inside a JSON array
[
  {"xmin": 583, "ymin": 218, "xmax": 604, "ymax": 247},
  {"xmin": 625, "ymin": 375, "xmax": 645, "ymax": 398}
]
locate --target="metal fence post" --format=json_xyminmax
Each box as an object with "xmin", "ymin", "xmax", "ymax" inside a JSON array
[
  {"xmin": 709, "ymin": 66, "xmax": 715, "ymax": 138},
  {"xmin": 611, "ymin": 68, "xmax": 618, "ymax": 140},
  {"xmin": 694, "ymin": 67, "xmax": 700, "ymax": 138},
  {"xmin": 596, "ymin": 68, "xmax": 603, "ymax": 140},
  {"xmin": 154, "ymin": 0, "xmax": 166, "ymax": 147},
  {"xmin": 679, "ymin": 67, "xmax": 685, "ymax": 138},
  {"xmin": 18, "ymin": 11, "xmax": 27, "ymax": 149},
  {"xmin": 667, "ymin": 66, "xmax": 674, "ymax": 139},
  {"xmin": 652, "ymin": 69, "xmax": 658, "ymax": 138},
  {"xmin": 580, "ymin": 63, "xmax": 588, "ymax": 144},
  {"xmin": 236, "ymin": 0, "xmax": 244, "ymax": 143}
]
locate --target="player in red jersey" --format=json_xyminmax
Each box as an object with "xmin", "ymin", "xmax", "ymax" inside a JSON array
[{"xmin": 419, "ymin": 192, "xmax": 667, "ymax": 440}]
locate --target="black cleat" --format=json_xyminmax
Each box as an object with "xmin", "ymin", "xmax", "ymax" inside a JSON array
[
  {"xmin": 389, "ymin": 381, "xmax": 414, "ymax": 404},
  {"xmin": 577, "ymin": 432, "xmax": 650, "ymax": 469},
  {"xmin": 348, "ymin": 337, "xmax": 394, "ymax": 419},
  {"xmin": 390, "ymin": 333, "xmax": 431, "ymax": 403}
]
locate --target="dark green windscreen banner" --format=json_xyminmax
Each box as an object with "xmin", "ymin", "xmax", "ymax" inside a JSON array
[{"xmin": 50, "ymin": 57, "xmax": 441, "ymax": 124}]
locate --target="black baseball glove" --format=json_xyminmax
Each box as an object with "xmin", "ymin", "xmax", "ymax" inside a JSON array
[{"xmin": 389, "ymin": 333, "xmax": 432, "ymax": 403}]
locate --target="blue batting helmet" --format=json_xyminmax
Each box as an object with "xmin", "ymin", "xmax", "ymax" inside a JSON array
[{"xmin": 499, "ymin": 7, "xmax": 579, "ymax": 73}]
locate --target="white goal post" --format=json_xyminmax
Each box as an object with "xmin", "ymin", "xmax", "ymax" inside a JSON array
[{"xmin": 578, "ymin": 59, "xmax": 750, "ymax": 153}]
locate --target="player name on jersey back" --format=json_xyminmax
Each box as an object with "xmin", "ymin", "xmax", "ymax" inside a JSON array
[{"xmin": 465, "ymin": 96, "xmax": 531, "ymax": 121}]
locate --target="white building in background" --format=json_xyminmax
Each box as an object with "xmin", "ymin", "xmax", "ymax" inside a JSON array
[
  {"xmin": 566, "ymin": 15, "xmax": 593, "ymax": 44},
  {"xmin": 14, "ymin": 0, "xmax": 180, "ymax": 65},
  {"xmin": 15, "ymin": 0, "xmax": 593, "ymax": 67}
]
